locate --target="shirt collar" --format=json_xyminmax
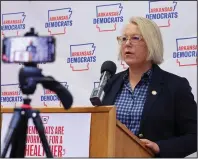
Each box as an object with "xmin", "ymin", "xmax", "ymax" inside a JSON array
[{"xmin": 123, "ymin": 66, "xmax": 153, "ymax": 82}]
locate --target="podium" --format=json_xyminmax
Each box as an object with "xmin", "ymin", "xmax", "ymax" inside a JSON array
[{"xmin": 0, "ymin": 106, "xmax": 154, "ymax": 157}]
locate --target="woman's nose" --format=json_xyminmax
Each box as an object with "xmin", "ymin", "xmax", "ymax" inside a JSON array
[{"xmin": 125, "ymin": 38, "xmax": 132, "ymax": 46}]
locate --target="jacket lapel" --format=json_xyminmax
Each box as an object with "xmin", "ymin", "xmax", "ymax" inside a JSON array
[
  {"xmin": 139, "ymin": 64, "xmax": 165, "ymax": 130},
  {"xmin": 103, "ymin": 70, "xmax": 127, "ymax": 105}
]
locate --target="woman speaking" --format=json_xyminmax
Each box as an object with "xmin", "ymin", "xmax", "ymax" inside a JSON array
[{"xmin": 102, "ymin": 16, "xmax": 197, "ymax": 158}]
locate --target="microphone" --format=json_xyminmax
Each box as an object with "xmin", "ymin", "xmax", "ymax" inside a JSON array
[
  {"xmin": 90, "ymin": 61, "xmax": 117, "ymax": 106},
  {"xmin": 39, "ymin": 76, "xmax": 73, "ymax": 109}
]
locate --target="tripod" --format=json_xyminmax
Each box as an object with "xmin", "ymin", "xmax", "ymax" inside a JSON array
[
  {"xmin": 1, "ymin": 63, "xmax": 73, "ymax": 158},
  {"xmin": 1, "ymin": 97, "xmax": 53, "ymax": 158},
  {"xmin": 1, "ymin": 61, "xmax": 54, "ymax": 157}
]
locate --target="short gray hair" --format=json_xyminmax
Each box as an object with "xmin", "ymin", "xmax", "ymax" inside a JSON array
[{"xmin": 118, "ymin": 16, "xmax": 164, "ymax": 64}]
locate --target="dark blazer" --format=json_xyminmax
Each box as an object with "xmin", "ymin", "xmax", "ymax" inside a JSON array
[{"xmin": 103, "ymin": 64, "xmax": 197, "ymax": 158}]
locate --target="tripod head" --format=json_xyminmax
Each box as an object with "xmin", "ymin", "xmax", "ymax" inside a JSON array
[
  {"xmin": 19, "ymin": 28, "xmax": 42, "ymax": 97},
  {"xmin": 19, "ymin": 63, "xmax": 43, "ymax": 96}
]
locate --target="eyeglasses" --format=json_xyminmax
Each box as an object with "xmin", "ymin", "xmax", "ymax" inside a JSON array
[{"xmin": 117, "ymin": 35, "xmax": 143, "ymax": 44}]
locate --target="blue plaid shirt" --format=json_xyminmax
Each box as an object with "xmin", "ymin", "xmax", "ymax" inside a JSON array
[{"xmin": 114, "ymin": 68, "xmax": 152, "ymax": 135}]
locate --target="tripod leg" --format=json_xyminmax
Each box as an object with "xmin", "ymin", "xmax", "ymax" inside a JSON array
[
  {"xmin": 1, "ymin": 109, "xmax": 21, "ymax": 157},
  {"xmin": 31, "ymin": 110, "xmax": 53, "ymax": 158},
  {"xmin": 9, "ymin": 109, "xmax": 29, "ymax": 158},
  {"xmin": 1, "ymin": 108, "xmax": 27, "ymax": 158}
]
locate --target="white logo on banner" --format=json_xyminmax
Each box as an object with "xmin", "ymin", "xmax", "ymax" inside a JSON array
[
  {"xmin": 1, "ymin": 84, "xmax": 23, "ymax": 107},
  {"xmin": 146, "ymin": 1, "xmax": 178, "ymax": 27},
  {"xmin": 1, "ymin": 12, "xmax": 26, "ymax": 37},
  {"xmin": 67, "ymin": 43, "xmax": 96, "ymax": 71},
  {"xmin": 45, "ymin": 8, "xmax": 73, "ymax": 35},
  {"xmin": 173, "ymin": 37, "xmax": 197, "ymax": 66},
  {"xmin": 40, "ymin": 82, "xmax": 69, "ymax": 107},
  {"xmin": 93, "ymin": 3, "xmax": 124, "ymax": 32}
]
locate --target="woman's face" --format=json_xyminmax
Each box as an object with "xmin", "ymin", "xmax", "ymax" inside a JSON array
[{"xmin": 119, "ymin": 23, "xmax": 149, "ymax": 67}]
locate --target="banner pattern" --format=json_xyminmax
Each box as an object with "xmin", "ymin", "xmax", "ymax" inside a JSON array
[{"xmin": 1, "ymin": 1, "xmax": 197, "ymax": 107}]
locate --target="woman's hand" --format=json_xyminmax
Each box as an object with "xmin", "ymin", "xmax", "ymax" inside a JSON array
[{"xmin": 140, "ymin": 139, "xmax": 160, "ymax": 154}]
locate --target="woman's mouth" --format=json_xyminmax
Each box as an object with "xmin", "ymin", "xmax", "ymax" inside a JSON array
[{"xmin": 125, "ymin": 51, "xmax": 133, "ymax": 55}]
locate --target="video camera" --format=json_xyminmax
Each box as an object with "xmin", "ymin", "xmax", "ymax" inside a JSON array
[{"xmin": 2, "ymin": 27, "xmax": 55, "ymax": 64}]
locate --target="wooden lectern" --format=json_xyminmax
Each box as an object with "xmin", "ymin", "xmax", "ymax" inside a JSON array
[{"xmin": 1, "ymin": 106, "xmax": 154, "ymax": 157}]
